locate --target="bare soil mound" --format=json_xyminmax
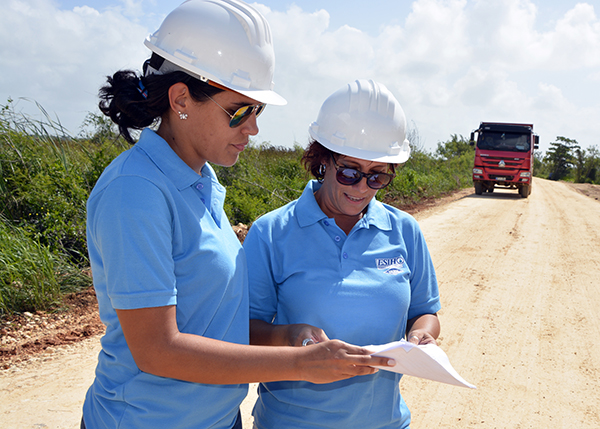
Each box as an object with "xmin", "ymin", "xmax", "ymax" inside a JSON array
[{"xmin": 0, "ymin": 288, "xmax": 103, "ymax": 369}]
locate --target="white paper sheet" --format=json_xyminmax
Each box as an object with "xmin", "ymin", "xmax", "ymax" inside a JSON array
[{"xmin": 365, "ymin": 340, "xmax": 476, "ymax": 389}]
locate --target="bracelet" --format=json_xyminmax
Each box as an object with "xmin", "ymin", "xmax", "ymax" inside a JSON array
[{"xmin": 302, "ymin": 338, "xmax": 315, "ymax": 346}]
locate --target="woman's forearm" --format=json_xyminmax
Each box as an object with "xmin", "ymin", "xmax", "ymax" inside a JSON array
[
  {"xmin": 118, "ymin": 308, "xmax": 393, "ymax": 385},
  {"xmin": 250, "ymin": 319, "xmax": 290, "ymax": 346}
]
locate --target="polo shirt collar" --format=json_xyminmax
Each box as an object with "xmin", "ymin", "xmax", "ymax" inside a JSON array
[
  {"xmin": 296, "ymin": 181, "xmax": 328, "ymax": 228},
  {"xmin": 361, "ymin": 195, "xmax": 393, "ymax": 232},
  {"xmin": 137, "ymin": 128, "xmax": 218, "ymax": 191},
  {"xmin": 296, "ymin": 180, "xmax": 393, "ymax": 231}
]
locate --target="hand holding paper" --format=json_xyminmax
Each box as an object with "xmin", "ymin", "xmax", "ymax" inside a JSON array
[{"xmin": 365, "ymin": 340, "xmax": 476, "ymax": 389}]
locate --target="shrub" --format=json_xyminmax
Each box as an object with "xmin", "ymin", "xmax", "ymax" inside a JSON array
[
  {"xmin": 0, "ymin": 101, "xmax": 117, "ymax": 315},
  {"xmin": 214, "ymin": 144, "xmax": 306, "ymax": 224}
]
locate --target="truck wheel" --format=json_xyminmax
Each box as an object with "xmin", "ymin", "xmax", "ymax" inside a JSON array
[
  {"xmin": 519, "ymin": 185, "xmax": 530, "ymax": 198},
  {"xmin": 475, "ymin": 182, "xmax": 483, "ymax": 195},
  {"xmin": 487, "ymin": 186, "xmax": 494, "ymax": 193}
]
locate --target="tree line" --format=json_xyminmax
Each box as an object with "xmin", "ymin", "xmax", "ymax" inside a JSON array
[{"xmin": 535, "ymin": 136, "xmax": 599, "ymax": 184}]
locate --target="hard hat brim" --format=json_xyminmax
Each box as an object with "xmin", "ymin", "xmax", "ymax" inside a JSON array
[
  {"xmin": 233, "ymin": 88, "xmax": 287, "ymax": 106},
  {"xmin": 309, "ymin": 126, "xmax": 411, "ymax": 164}
]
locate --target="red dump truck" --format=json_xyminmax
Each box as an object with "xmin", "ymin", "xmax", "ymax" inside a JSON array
[{"xmin": 469, "ymin": 122, "xmax": 539, "ymax": 198}]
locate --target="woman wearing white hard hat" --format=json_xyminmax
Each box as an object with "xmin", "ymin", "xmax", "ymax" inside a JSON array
[
  {"xmin": 81, "ymin": 4, "xmax": 393, "ymax": 429},
  {"xmin": 244, "ymin": 79, "xmax": 442, "ymax": 428}
]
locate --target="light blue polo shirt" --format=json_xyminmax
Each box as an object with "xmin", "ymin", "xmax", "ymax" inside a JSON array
[
  {"xmin": 244, "ymin": 180, "xmax": 441, "ymax": 429},
  {"xmin": 83, "ymin": 129, "xmax": 249, "ymax": 429}
]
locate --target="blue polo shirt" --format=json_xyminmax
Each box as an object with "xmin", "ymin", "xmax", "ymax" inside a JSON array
[
  {"xmin": 83, "ymin": 129, "xmax": 248, "ymax": 429},
  {"xmin": 244, "ymin": 180, "xmax": 440, "ymax": 429}
]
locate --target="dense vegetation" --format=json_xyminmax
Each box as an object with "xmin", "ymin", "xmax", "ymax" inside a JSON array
[
  {"xmin": 5, "ymin": 99, "xmax": 596, "ymax": 317},
  {"xmin": 534, "ymin": 136, "xmax": 599, "ymax": 184}
]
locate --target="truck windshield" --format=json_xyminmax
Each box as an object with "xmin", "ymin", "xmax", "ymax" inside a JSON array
[{"xmin": 477, "ymin": 131, "xmax": 530, "ymax": 152}]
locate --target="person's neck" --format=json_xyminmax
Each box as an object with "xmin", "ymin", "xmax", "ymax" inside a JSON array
[
  {"xmin": 314, "ymin": 189, "xmax": 363, "ymax": 236},
  {"xmin": 157, "ymin": 121, "xmax": 204, "ymax": 175}
]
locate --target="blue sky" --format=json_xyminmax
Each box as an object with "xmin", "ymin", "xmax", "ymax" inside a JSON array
[{"xmin": 2, "ymin": 0, "xmax": 599, "ymax": 154}]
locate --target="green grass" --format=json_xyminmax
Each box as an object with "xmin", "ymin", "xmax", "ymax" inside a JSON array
[{"xmin": 0, "ymin": 218, "xmax": 90, "ymax": 316}]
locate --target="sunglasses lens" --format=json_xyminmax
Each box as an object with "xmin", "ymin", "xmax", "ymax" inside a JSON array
[
  {"xmin": 229, "ymin": 103, "xmax": 267, "ymax": 128},
  {"xmin": 367, "ymin": 174, "xmax": 393, "ymax": 189},
  {"xmin": 229, "ymin": 105, "xmax": 253, "ymax": 128},
  {"xmin": 336, "ymin": 168, "xmax": 362, "ymax": 186},
  {"xmin": 255, "ymin": 103, "xmax": 266, "ymax": 118}
]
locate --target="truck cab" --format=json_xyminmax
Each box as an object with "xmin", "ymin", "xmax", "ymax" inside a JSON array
[{"xmin": 470, "ymin": 122, "xmax": 539, "ymax": 198}]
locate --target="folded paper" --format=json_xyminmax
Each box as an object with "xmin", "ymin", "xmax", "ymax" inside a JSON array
[{"xmin": 365, "ymin": 340, "xmax": 476, "ymax": 389}]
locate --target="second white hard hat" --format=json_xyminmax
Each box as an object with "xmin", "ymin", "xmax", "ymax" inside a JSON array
[
  {"xmin": 144, "ymin": 0, "xmax": 286, "ymax": 105},
  {"xmin": 309, "ymin": 79, "xmax": 410, "ymax": 163}
]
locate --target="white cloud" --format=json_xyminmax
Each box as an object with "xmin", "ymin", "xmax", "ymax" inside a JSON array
[
  {"xmin": 549, "ymin": 3, "xmax": 600, "ymax": 68},
  {"xmin": 468, "ymin": 0, "xmax": 540, "ymax": 65},
  {"xmin": 403, "ymin": 0, "xmax": 471, "ymax": 67},
  {"xmin": 0, "ymin": 0, "xmax": 148, "ymax": 133}
]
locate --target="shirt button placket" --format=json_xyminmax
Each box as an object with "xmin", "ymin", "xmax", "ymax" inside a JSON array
[{"xmin": 195, "ymin": 183, "xmax": 206, "ymax": 205}]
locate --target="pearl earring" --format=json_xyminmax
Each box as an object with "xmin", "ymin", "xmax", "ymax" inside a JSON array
[{"xmin": 178, "ymin": 111, "xmax": 188, "ymax": 120}]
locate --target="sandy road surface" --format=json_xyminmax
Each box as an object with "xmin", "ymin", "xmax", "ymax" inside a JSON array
[
  {"xmin": 1, "ymin": 178, "xmax": 599, "ymax": 428},
  {"xmin": 401, "ymin": 178, "xmax": 600, "ymax": 428}
]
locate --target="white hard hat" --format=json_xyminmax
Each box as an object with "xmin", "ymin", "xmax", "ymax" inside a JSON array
[
  {"xmin": 309, "ymin": 79, "xmax": 410, "ymax": 163},
  {"xmin": 144, "ymin": 0, "xmax": 286, "ymax": 106}
]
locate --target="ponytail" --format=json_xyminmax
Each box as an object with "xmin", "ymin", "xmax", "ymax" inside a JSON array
[{"xmin": 99, "ymin": 64, "xmax": 223, "ymax": 144}]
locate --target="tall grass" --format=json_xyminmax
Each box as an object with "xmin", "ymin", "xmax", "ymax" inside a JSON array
[
  {"xmin": 1, "ymin": 100, "xmax": 126, "ymax": 266},
  {"xmin": 383, "ymin": 147, "xmax": 474, "ymax": 206},
  {"xmin": 0, "ymin": 219, "xmax": 90, "ymax": 316},
  {"xmin": 1, "ymin": 100, "xmax": 126, "ymax": 316}
]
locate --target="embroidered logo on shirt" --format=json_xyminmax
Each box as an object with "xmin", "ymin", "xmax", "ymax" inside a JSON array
[{"xmin": 376, "ymin": 256, "xmax": 406, "ymax": 275}]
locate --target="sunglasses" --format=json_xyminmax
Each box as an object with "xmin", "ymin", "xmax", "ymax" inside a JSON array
[
  {"xmin": 330, "ymin": 155, "xmax": 395, "ymax": 189},
  {"xmin": 203, "ymin": 92, "xmax": 266, "ymax": 128}
]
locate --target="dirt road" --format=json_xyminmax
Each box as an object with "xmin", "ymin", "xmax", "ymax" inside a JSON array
[{"xmin": 1, "ymin": 178, "xmax": 599, "ymax": 428}]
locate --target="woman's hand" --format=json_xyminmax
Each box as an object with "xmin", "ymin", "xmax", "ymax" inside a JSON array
[
  {"xmin": 406, "ymin": 313, "xmax": 440, "ymax": 346},
  {"xmin": 407, "ymin": 330, "xmax": 438, "ymax": 345},
  {"xmin": 295, "ymin": 339, "xmax": 395, "ymax": 384}
]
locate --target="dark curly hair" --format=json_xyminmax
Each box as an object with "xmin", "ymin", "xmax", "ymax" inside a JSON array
[
  {"xmin": 301, "ymin": 140, "xmax": 334, "ymax": 182},
  {"xmin": 98, "ymin": 56, "xmax": 224, "ymax": 144}
]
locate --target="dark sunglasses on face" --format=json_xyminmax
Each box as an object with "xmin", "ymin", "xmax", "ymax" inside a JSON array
[
  {"xmin": 330, "ymin": 154, "xmax": 395, "ymax": 189},
  {"xmin": 203, "ymin": 92, "xmax": 266, "ymax": 128}
]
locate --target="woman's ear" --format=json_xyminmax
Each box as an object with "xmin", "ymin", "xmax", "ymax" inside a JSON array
[{"xmin": 167, "ymin": 82, "xmax": 190, "ymax": 115}]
